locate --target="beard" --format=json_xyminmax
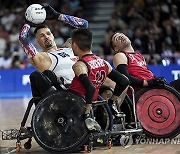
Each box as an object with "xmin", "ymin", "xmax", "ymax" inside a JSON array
[{"xmin": 44, "ymin": 39, "xmax": 53, "ymax": 48}]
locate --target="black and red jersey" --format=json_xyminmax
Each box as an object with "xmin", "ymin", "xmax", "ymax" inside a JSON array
[
  {"xmin": 121, "ymin": 51, "xmax": 154, "ymax": 93},
  {"xmin": 69, "ymin": 54, "xmax": 109, "ymax": 101}
]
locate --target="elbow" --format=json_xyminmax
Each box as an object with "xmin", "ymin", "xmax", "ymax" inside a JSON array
[
  {"xmin": 88, "ymin": 84, "xmax": 96, "ymax": 94},
  {"xmin": 84, "ymin": 20, "xmax": 88, "ymax": 28},
  {"xmin": 124, "ymin": 78, "xmax": 130, "ymax": 88},
  {"xmin": 122, "ymin": 74, "xmax": 130, "ymax": 87}
]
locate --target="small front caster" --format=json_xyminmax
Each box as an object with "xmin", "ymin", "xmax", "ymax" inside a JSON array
[
  {"xmin": 84, "ymin": 145, "xmax": 92, "ymax": 153},
  {"xmin": 24, "ymin": 138, "xmax": 32, "ymax": 150},
  {"xmin": 107, "ymin": 138, "xmax": 113, "ymax": 149},
  {"xmin": 16, "ymin": 142, "xmax": 21, "ymax": 152}
]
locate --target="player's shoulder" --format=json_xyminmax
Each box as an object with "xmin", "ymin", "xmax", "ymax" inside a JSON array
[{"xmin": 114, "ymin": 52, "xmax": 127, "ymax": 59}]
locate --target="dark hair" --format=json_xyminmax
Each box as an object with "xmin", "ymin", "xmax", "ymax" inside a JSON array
[
  {"xmin": 110, "ymin": 32, "xmax": 116, "ymax": 50},
  {"xmin": 34, "ymin": 24, "xmax": 49, "ymax": 35},
  {"xmin": 72, "ymin": 28, "xmax": 92, "ymax": 51}
]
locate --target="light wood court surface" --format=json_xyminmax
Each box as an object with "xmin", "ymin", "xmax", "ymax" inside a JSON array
[{"xmin": 0, "ymin": 98, "xmax": 180, "ymax": 154}]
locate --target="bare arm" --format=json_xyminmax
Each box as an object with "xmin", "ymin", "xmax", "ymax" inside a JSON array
[
  {"xmin": 19, "ymin": 24, "xmax": 51, "ymax": 71},
  {"xmin": 113, "ymin": 52, "xmax": 128, "ymax": 67},
  {"xmin": 61, "ymin": 38, "xmax": 72, "ymax": 48},
  {"xmin": 72, "ymin": 61, "xmax": 88, "ymax": 76},
  {"xmin": 73, "ymin": 61, "xmax": 95, "ymax": 114}
]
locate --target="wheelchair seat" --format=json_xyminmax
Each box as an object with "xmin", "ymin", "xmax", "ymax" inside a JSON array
[{"xmin": 136, "ymin": 84, "xmax": 180, "ymax": 138}]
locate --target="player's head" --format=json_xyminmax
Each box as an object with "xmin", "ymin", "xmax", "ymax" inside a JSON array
[
  {"xmin": 34, "ymin": 24, "xmax": 56, "ymax": 50},
  {"xmin": 71, "ymin": 28, "xmax": 92, "ymax": 56},
  {"xmin": 110, "ymin": 32, "xmax": 131, "ymax": 52}
]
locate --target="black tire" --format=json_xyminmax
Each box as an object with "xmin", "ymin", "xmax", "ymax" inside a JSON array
[
  {"xmin": 93, "ymin": 103, "xmax": 113, "ymax": 131},
  {"xmin": 120, "ymin": 95, "xmax": 134, "ymax": 125},
  {"xmin": 32, "ymin": 91, "xmax": 89, "ymax": 153},
  {"xmin": 135, "ymin": 84, "xmax": 180, "ymax": 139}
]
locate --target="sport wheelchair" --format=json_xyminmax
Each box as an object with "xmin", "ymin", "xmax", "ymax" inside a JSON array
[{"xmin": 1, "ymin": 80, "xmax": 179, "ymax": 153}]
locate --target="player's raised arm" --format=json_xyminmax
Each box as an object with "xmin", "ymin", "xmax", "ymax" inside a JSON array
[
  {"xmin": 19, "ymin": 24, "xmax": 38, "ymax": 58},
  {"xmin": 42, "ymin": 4, "xmax": 88, "ymax": 28},
  {"xmin": 19, "ymin": 24, "xmax": 51, "ymax": 71}
]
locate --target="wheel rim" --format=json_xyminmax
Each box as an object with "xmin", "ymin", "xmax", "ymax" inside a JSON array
[
  {"xmin": 32, "ymin": 92, "xmax": 88, "ymax": 152},
  {"xmin": 136, "ymin": 89, "xmax": 180, "ymax": 136}
]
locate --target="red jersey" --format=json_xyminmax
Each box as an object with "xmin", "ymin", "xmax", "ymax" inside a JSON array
[
  {"xmin": 121, "ymin": 51, "xmax": 154, "ymax": 93},
  {"xmin": 69, "ymin": 54, "xmax": 109, "ymax": 101}
]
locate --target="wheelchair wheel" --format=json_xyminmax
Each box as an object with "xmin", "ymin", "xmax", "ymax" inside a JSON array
[
  {"xmin": 136, "ymin": 84, "xmax": 180, "ymax": 138},
  {"xmin": 31, "ymin": 91, "xmax": 89, "ymax": 153},
  {"xmin": 120, "ymin": 95, "xmax": 133, "ymax": 125},
  {"xmin": 93, "ymin": 103, "xmax": 113, "ymax": 131}
]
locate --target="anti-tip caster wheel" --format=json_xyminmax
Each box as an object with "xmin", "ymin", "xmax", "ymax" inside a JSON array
[
  {"xmin": 24, "ymin": 138, "xmax": 32, "ymax": 150},
  {"xmin": 16, "ymin": 142, "xmax": 21, "ymax": 152},
  {"xmin": 84, "ymin": 145, "xmax": 93, "ymax": 153},
  {"xmin": 107, "ymin": 139, "xmax": 113, "ymax": 149},
  {"xmin": 24, "ymin": 141, "xmax": 32, "ymax": 150}
]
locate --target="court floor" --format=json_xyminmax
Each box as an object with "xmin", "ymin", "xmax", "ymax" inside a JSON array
[{"xmin": 0, "ymin": 98, "xmax": 180, "ymax": 154}]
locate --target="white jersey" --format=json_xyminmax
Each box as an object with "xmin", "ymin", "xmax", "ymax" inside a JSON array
[{"xmin": 48, "ymin": 48, "xmax": 78, "ymax": 85}]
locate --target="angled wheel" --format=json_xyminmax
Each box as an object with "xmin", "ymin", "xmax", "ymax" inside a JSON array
[
  {"xmin": 107, "ymin": 139, "xmax": 113, "ymax": 149},
  {"xmin": 16, "ymin": 142, "xmax": 21, "ymax": 152},
  {"xmin": 120, "ymin": 95, "xmax": 133, "ymax": 124},
  {"xmin": 93, "ymin": 103, "xmax": 113, "ymax": 131},
  {"xmin": 136, "ymin": 85, "xmax": 180, "ymax": 138},
  {"xmin": 32, "ymin": 91, "xmax": 89, "ymax": 153},
  {"xmin": 24, "ymin": 138, "xmax": 32, "ymax": 150}
]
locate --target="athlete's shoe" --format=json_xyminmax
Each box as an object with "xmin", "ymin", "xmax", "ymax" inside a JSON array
[
  {"xmin": 85, "ymin": 117, "xmax": 101, "ymax": 131},
  {"xmin": 108, "ymin": 100, "xmax": 126, "ymax": 118}
]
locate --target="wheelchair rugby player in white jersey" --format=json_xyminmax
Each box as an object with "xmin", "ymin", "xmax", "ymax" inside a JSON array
[{"xmin": 19, "ymin": 4, "xmax": 88, "ymax": 99}]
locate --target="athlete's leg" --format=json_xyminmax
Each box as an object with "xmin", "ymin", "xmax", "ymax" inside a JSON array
[
  {"xmin": 42, "ymin": 70, "xmax": 64, "ymax": 90},
  {"xmin": 99, "ymin": 85, "xmax": 113, "ymax": 100},
  {"xmin": 30, "ymin": 71, "xmax": 56, "ymax": 98}
]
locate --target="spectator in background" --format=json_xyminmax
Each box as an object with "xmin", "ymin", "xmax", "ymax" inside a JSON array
[
  {"xmin": 0, "ymin": 25, "xmax": 8, "ymax": 56},
  {"xmin": 99, "ymin": 28, "xmax": 114, "ymax": 56},
  {"xmin": 101, "ymin": 0, "xmax": 180, "ymax": 65},
  {"xmin": 0, "ymin": 51, "xmax": 12, "ymax": 69},
  {"xmin": 0, "ymin": 8, "xmax": 16, "ymax": 31},
  {"xmin": 9, "ymin": 25, "xmax": 19, "ymax": 52},
  {"xmin": 0, "ymin": 37, "xmax": 7, "ymax": 57},
  {"xmin": 11, "ymin": 53, "xmax": 26, "ymax": 69}
]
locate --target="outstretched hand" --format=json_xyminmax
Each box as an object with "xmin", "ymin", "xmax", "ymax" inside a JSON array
[
  {"xmin": 147, "ymin": 79, "xmax": 157, "ymax": 87},
  {"xmin": 42, "ymin": 4, "xmax": 60, "ymax": 20},
  {"xmin": 61, "ymin": 38, "xmax": 72, "ymax": 48},
  {"xmin": 147, "ymin": 77, "xmax": 166, "ymax": 87}
]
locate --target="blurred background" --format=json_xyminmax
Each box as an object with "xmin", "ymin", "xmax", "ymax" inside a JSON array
[{"xmin": 0, "ymin": 0, "xmax": 179, "ymax": 97}]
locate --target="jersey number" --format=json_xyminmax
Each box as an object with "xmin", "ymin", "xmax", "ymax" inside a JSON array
[{"xmin": 95, "ymin": 70, "xmax": 106, "ymax": 85}]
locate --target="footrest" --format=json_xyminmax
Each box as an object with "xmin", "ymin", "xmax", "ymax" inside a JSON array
[
  {"xmin": 18, "ymin": 127, "xmax": 33, "ymax": 140},
  {"xmin": 1, "ymin": 129, "xmax": 19, "ymax": 140}
]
